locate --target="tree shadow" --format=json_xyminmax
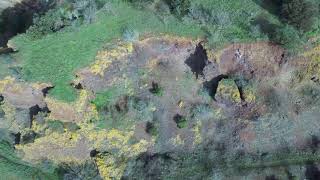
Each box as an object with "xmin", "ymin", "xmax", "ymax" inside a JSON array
[
  {"xmin": 0, "ymin": 0, "xmax": 53, "ymax": 47},
  {"xmin": 203, "ymin": 74, "xmax": 228, "ymax": 100},
  {"xmin": 252, "ymin": 0, "xmax": 282, "ymax": 17},
  {"xmin": 251, "ymin": 15, "xmax": 281, "ymax": 41},
  {"xmin": 305, "ymin": 161, "xmax": 320, "ymax": 180}
]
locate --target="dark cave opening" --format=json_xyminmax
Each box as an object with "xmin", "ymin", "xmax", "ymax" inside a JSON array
[
  {"xmin": 90, "ymin": 149, "xmax": 99, "ymax": 157},
  {"xmin": 203, "ymin": 74, "xmax": 228, "ymax": 100},
  {"xmin": 41, "ymin": 86, "xmax": 54, "ymax": 97},
  {"xmin": 149, "ymin": 81, "xmax": 163, "ymax": 96},
  {"xmin": 185, "ymin": 43, "xmax": 208, "ymax": 79},
  {"xmin": 310, "ymin": 135, "xmax": 320, "ymax": 153},
  {"xmin": 305, "ymin": 162, "xmax": 320, "ymax": 180},
  {"xmin": 71, "ymin": 82, "xmax": 83, "ymax": 90},
  {"xmin": 0, "ymin": 95, "xmax": 3, "ymax": 103},
  {"xmin": 146, "ymin": 121, "xmax": 158, "ymax": 136},
  {"xmin": 237, "ymin": 85, "xmax": 245, "ymax": 102},
  {"xmin": 265, "ymin": 175, "xmax": 277, "ymax": 180},
  {"xmin": 14, "ymin": 132, "xmax": 21, "ymax": 145},
  {"xmin": 173, "ymin": 114, "xmax": 187, "ymax": 129},
  {"xmin": 29, "ymin": 105, "xmax": 42, "ymax": 124},
  {"xmin": 29, "ymin": 104, "xmax": 50, "ymax": 129}
]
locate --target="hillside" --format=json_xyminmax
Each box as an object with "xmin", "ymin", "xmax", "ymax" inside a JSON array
[{"xmin": 0, "ymin": 0, "xmax": 320, "ymax": 179}]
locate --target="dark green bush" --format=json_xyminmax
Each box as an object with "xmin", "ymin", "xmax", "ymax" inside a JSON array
[
  {"xmin": 61, "ymin": 160, "xmax": 102, "ymax": 180},
  {"xmin": 26, "ymin": 9, "xmax": 64, "ymax": 39},
  {"xmin": 273, "ymin": 24, "xmax": 304, "ymax": 51},
  {"xmin": 164, "ymin": 0, "xmax": 190, "ymax": 17},
  {"xmin": 280, "ymin": 0, "xmax": 319, "ymax": 32},
  {"xmin": 47, "ymin": 120, "xmax": 64, "ymax": 133},
  {"xmin": 123, "ymin": 0, "xmax": 155, "ymax": 9},
  {"xmin": 26, "ymin": 0, "xmax": 98, "ymax": 39},
  {"xmin": 124, "ymin": 0, "xmax": 190, "ymax": 18},
  {"xmin": 187, "ymin": 3, "xmax": 215, "ymax": 25}
]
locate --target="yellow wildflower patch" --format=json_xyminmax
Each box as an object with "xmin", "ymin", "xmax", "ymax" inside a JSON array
[
  {"xmin": 170, "ymin": 134, "xmax": 185, "ymax": 146},
  {"xmin": 193, "ymin": 121, "xmax": 202, "ymax": 146},
  {"xmin": 216, "ymin": 79, "xmax": 241, "ymax": 103},
  {"xmin": 17, "ymin": 125, "xmax": 152, "ymax": 179},
  {"xmin": 178, "ymin": 100, "xmax": 184, "ymax": 108},
  {"xmin": 0, "ymin": 76, "xmax": 15, "ymax": 93},
  {"xmin": 31, "ymin": 82, "xmax": 52, "ymax": 91},
  {"xmin": 15, "ymin": 131, "xmax": 85, "ymax": 164},
  {"xmin": 304, "ymin": 45, "xmax": 320, "ymax": 78},
  {"xmin": 46, "ymin": 97, "xmax": 79, "ymax": 122},
  {"xmin": 90, "ymin": 42, "xmax": 134, "ymax": 76},
  {"xmin": 243, "ymin": 88, "xmax": 256, "ymax": 103},
  {"xmin": 90, "ymin": 59, "xmax": 113, "ymax": 76},
  {"xmin": 0, "ymin": 101, "xmax": 16, "ymax": 130},
  {"xmin": 146, "ymin": 58, "xmax": 159, "ymax": 71},
  {"xmin": 83, "ymin": 128, "xmax": 151, "ymax": 179},
  {"xmin": 45, "ymin": 90, "xmax": 97, "ymax": 122}
]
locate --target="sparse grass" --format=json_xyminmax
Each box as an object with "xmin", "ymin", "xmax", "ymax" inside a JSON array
[
  {"xmin": 149, "ymin": 125, "xmax": 158, "ymax": 137},
  {"xmin": 188, "ymin": 0, "xmax": 269, "ymax": 47},
  {"xmin": 46, "ymin": 120, "xmax": 64, "ymax": 134},
  {"xmin": 0, "ymin": 54, "xmax": 19, "ymax": 79},
  {"xmin": 92, "ymin": 84, "xmax": 155, "ymax": 130},
  {"xmin": 92, "ymin": 86, "xmax": 124, "ymax": 111},
  {"xmin": 149, "ymin": 81, "xmax": 165, "ymax": 97},
  {"xmin": 174, "ymin": 114, "xmax": 188, "ymax": 128},
  {"xmin": 236, "ymin": 151, "xmax": 320, "ymax": 170},
  {"xmin": 177, "ymin": 118, "xmax": 187, "ymax": 128},
  {"xmin": 0, "ymin": 141, "xmax": 60, "ymax": 180}
]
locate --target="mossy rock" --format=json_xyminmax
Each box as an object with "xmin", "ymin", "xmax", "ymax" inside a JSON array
[
  {"xmin": 243, "ymin": 86, "xmax": 256, "ymax": 103},
  {"xmin": 215, "ymin": 79, "xmax": 241, "ymax": 103}
]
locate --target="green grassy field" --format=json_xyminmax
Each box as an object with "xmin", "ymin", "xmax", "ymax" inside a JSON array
[
  {"xmin": 9, "ymin": 0, "xmax": 276, "ymax": 101},
  {"xmin": 12, "ymin": 1, "xmax": 204, "ymax": 101},
  {"xmin": 11, "ymin": 0, "xmax": 317, "ymax": 101}
]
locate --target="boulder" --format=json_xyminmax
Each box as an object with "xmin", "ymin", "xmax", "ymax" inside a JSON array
[{"xmin": 215, "ymin": 79, "xmax": 241, "ymax": 104}]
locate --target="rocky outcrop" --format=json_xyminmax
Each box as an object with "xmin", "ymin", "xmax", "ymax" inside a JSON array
[
  {"xmin": 215, "ymin": 79, "xmax": 241, "ymax": 104},
  {"xmin": 0, "ymin": 35, "xmax": 317, "ymax": 179},
  {"xmin": 218, "ymin": 42, "xmax": 285, "ymax": 80},
  {"xmin": 0, "ymin": 77, "xmax": 52, "ymax": 130},
  {"xmin": 1, "ymin": 82, "xmax": 49, "ymax": 109},
  {"xmin": 74, "ymin": 37, "xmax": 196, "ymax": 93},
  {"xmin": 45, "ymin": 90, "xmax": 97, "ymax": 123}
]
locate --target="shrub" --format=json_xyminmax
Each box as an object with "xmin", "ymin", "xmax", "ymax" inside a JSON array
[
  {"xmin": 272, "ymin": 24, "xmax": 304, "ymax": 51},
  {"xmin": 124, "ymin": 0, "xmax": 155, "ymax": 9},
  {"xmin": 187, "ymin": 3, "xmax": 215, "ymax": 25},
  {"xmin": 164, "ymin": 0, "xmax": 190, "ymax": 18},
  {"xmin": 0, "ymin": 141, "xmax": 60, "ymax": 179},
  {"xmin": 121, "ymin": 25, "xmax": 139, "ymax": 42},
  {"xmin": 280, "ymin": 0, "xmax": 319, "ymax": 32},
  {"xmin": 46, "ymin": 120, "xmax": 64, "ymax": 134},
  {"xmin": 61, "ymin": 160, "xmax": 102, "ymax": 180},
  {"xmin": 72, "ymin": 0, "xmax": 98, "ymax": 24},
  {"xmin": 27, "ymin": 0, "xmax": 98, "ymax": 39},
  {"xmin": 26, "ymin": 9, "xmax": 64, "ymax": 39},
  {"xmin": 149, "ymin": 82, "xmax": 164, "ymax": 96},
  {"xmin": 92, "ymin": 86, "xmax": 122, "ymax": 111}
]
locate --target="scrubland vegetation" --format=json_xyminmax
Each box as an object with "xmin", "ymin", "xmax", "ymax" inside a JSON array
[
  {"xmin": 0, "ymin": 0, "xmax": 320, "ymax": 179},
  {"xmin": 9, "ymin": 0, "xmax": 319, "ymax": 101}
]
